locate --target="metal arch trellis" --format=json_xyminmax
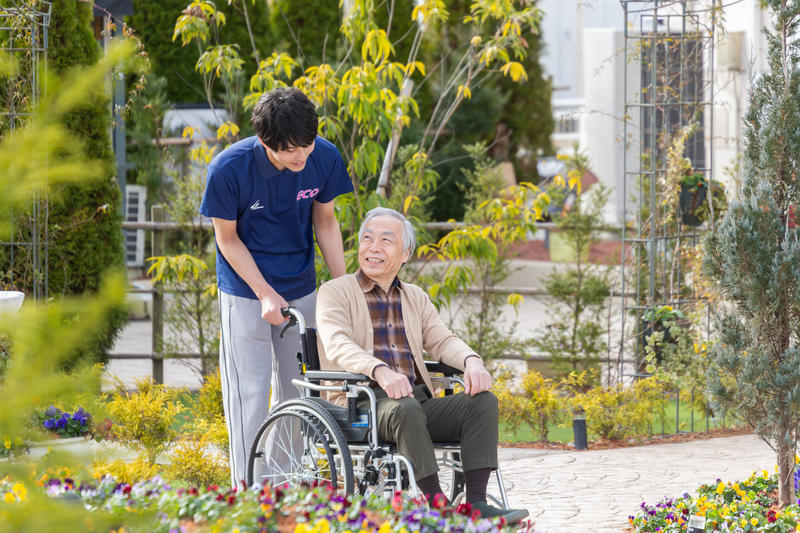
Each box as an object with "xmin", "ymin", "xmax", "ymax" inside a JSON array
[
  {"xmin": 0, "ymin": 0, "xmax": 51, "ymax": 303},
  {"xmin": 617, "ymin": 0, "xmax": 717, "ymax": 385}
]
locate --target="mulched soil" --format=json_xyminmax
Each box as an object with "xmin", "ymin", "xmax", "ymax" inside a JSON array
[{"xmin": 499, "ymin": 426, "xmax": 753, "ymax": 451}]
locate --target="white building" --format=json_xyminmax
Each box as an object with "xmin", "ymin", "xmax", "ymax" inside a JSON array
[{"xmin": 538, "ymin": 0, "xmax": 771, "ymax": 223}]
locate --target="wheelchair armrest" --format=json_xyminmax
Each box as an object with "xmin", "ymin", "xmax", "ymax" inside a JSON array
[
  {"xmin": 424, "ymin": 361, "xmax": 463, "ymax": 376},
  {"xmin": 304, "ymin": 370, "xmax": 369, "ymax": 382}
]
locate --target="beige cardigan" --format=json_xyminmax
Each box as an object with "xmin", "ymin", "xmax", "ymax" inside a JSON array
[{"xmin": 315, "ymin": 273, "xmax": 478, "ymax": 406}]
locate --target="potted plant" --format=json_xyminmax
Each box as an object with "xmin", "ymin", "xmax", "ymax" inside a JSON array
[
  {"xmin": 28, "ymin": 406, "xmax": 110, "ymax": 458},
  {"xmin": 679, "ymin": 172, "xmax": 728, "ymax": 227},
  {"xmin": 640, "ymin": 305, "xmax": 688, "ymax": 364}
]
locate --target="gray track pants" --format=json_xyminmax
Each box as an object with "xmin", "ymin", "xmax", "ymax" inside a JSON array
[{"xmin": 218, "ymin": 289, "xmax": 316, "ymax": 487}]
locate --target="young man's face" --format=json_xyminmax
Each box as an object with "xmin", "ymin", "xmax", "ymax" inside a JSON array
[{"xmin": 261, "ymin": 138, "xmax": 316, "ymax": 172}]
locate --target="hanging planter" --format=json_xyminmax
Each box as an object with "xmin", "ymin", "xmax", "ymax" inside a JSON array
[
  {"xmin": 678, "ymin": 173, "xmax": 728, "ymax": 227},
  {"xmin": 679, "ymin": 181, "xmax": 708, "ymax": 227},
  {"xmin": 640, "ymin": 306, "xmax": 688, "ymax": 364}
]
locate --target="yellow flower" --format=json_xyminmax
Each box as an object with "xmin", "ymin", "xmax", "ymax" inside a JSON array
[
  {"xmin": 751, "ymin": 518, "xmax": 758, "ymax": 526},
  {"xmin": 11, "ymin": 483, "xmax": 26, "ymax": 501},
  {"xmin": 717, "ymin": 482, "xmax": 726, "ymax": 494},
  {"xmin": 313, "ymin": 518, "xmax": 330, "ymax": 533},
  {"xmin": 3, "ymin": 492, "xmax": 15, "ymax": 504},
  {"xmin": 378, "ymin": 523, "xmax": 392, "ymax": 533},
  {"xmin": 763, "ymin": 470, "xmax": 769, "ymax": 478},
  {"xmin": 294, "ymin": 525, "xmax": 312, "ymax": 533},
  {"xmin": 741, "ymin": 519, "xmax": 747, "ymax": 527},
  {"xmin": 731, "ymin": 505, "xmax": 738, "ymax": 513},
  {"xmin": 3, "ymin": 438, "xmax": 9, "ymax": 450}
]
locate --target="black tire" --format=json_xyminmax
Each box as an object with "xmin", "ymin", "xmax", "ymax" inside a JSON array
[
  {"xmin": 270, "ymin": 398, "xmax": 355, "ymax": 494},
  {"xmin": 246, "ymin": 409, "xmax": 338, "ymax": 490}
]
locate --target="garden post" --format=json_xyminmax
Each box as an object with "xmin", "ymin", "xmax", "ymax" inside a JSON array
[
  {"xmin": 151, "ymin": 204, "xmax": 165, "ymax": 385},
  {"xmin": 572, "ymin": 408, "xmax": 588, "ymax": 450}
]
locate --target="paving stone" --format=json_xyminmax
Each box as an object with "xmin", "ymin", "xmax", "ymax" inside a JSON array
[{"xmin": 499, "ymin": 435, "xmax": 774, "ymax": 533}]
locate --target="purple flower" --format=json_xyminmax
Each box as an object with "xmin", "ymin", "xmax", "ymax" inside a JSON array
[
  {"xmin": 55, "ymin": 418, "xmax": 68, "ymax": 429},
  {"xmin": 44, "ymin": 419, "xmax": 55, "ymax": 429},
  {"xmin": 45, "ymin": 406, "xmax": 59, "ymax": 417},
  {"xmin": 79, "ymin": 417, "xmax": 87, "ymax": 426}
]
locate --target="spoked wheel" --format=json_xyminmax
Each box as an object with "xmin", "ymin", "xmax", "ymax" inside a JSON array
[
  {"xmin": 247, "ymin": 409, "xmax": 339, "ymax": 490},
  {"xmin": 270, "ymin": 399, "xmax": 355, "ymax": 494}
]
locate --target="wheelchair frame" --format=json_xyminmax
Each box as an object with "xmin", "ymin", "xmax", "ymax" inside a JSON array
[{"xmin": 245, "ymin": 307, "xmax": 509, "ymax": 508}]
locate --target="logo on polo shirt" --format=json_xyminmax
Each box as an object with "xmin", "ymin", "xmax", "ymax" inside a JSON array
[
  {"xmin": 297, "ymin": 188, "xmax": 319, "ymax": 201},
  {"xmin": 250, "ymin": 199, "xmax": 264, "ymax": 210}
]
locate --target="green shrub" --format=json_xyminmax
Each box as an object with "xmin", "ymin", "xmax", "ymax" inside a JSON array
[{"xmin": 0, "ymin": 0, "xmax": 130, "ymax": 369}]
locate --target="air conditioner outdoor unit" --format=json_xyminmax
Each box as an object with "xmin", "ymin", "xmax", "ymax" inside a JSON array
[{"xmin": 125, "ymin": 185, "xmax": 147, "ymax": 267}]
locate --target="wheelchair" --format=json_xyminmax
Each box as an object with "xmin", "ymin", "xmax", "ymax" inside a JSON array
[{"xmin": 245, "ymin": 307, "xmax": 510, "ymax": 508}]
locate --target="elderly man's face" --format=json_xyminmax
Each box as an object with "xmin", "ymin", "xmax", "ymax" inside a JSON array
[{"xmin": 358, "ymin": 216, "xmax": 411, "ymax": 285}]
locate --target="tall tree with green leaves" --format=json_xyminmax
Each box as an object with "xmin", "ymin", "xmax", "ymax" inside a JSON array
[
  {"xmin": 703, "ymin": 0, "xmax": 800, "ymax": 506},
  {"xmin": 130, "ymin": 0, "xmax": 273, "ymax": 103}
]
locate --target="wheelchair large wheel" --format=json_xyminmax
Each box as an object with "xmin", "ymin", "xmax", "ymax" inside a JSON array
[
  {"xmin": 246, "ymin": 409, "xmax": 340, "ymax": 490},
  {"xmin": 247, "ymin": 400, "xmax": 355, "ymax": 494},
  {"xmin": 271, "ymin": 398, "xmax": 355, "ymax": 494}
]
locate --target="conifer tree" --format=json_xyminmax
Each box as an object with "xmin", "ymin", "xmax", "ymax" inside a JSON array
[{"xmin": 703, "ymin": 0, "xmax": 800, "ymax": 505}]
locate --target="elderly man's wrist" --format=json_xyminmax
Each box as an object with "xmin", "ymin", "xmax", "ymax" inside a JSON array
[
  {"xmin": 372, "ymin": 364, "xmax": 389, "ymax": 379},
  {"xmin": 464, "ymin": 354, "xmax": 481, "ymax": 366}
]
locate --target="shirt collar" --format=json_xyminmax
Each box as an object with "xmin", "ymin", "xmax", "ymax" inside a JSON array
[
  {"xmin": 355, "ymin": 268, "xmax": 403, "ymax": 294},
  {"xmin": 252, "ymin": 136, "xmax": 285, "ymax": 180}
]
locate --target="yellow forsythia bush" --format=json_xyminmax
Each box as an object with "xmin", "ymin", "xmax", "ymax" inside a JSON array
[
  {"xmin": 494, "ymin": 368, "xmax": 565, "ymax": 443},
  {"xmin": 165, "ymin": 436, "xmax": 228, "ymax": 488},
  {"xmin": 189, "ymin": 370, "xmax": 229, "ymax": 461},
  {"xmin": 570, "ymin": 377, "xmax": 666, "ymax": 441},
  {"xmin": 92, "ymin": 454, "xmax": 161, "ymax": 485},
  {"xmin": 107, "ymin": 376, "xmax": 184, "ymax": 463}
]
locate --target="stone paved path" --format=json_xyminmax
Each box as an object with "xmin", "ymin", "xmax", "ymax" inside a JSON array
[{"xmin": 496, "ymin": 435, "xmax": 774, "ymax": 533}]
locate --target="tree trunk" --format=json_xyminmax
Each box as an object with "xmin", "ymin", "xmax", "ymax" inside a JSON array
[{"xmin": 777, "ymin": 431, "xmax": 796, "ymax": 505}]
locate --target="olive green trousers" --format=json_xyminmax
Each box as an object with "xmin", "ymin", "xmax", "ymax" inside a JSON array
[{"xmin": 357, "ymin": 384, "xmax": 499, "ymax": 480}]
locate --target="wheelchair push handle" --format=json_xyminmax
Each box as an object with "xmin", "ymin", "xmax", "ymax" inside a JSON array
[{"xmin": 279, "ymin": 307, "xmax": 307, "ymax": 338}]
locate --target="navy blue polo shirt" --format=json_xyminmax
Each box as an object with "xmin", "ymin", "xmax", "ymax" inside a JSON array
[{"xmin": 199, "ymin": 135, "xmax": 353, "ymax": 301}]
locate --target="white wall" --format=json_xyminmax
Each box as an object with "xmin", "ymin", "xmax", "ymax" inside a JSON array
[{"xmin": 579, "ymin": 28, "xmax": 637, "ymax": 224}]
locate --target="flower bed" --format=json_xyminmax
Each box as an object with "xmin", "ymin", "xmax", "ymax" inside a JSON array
[
  {"xmin": 2, "ymin": 474, "xmax": 540, "ymax": 533},
  {"xmin": 630, "ymin": 467, "xmax": 800, "ymax": 532}
]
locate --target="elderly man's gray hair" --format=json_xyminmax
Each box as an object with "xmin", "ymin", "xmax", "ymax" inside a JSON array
[{"xmin": 358, "ymin": 207, "xmax": 417, "ymax": 257}]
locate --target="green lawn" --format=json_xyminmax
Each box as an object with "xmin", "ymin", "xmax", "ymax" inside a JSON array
[{"xmin": 499, "ymin": 398, "xmax": 740, "ymax": 444}]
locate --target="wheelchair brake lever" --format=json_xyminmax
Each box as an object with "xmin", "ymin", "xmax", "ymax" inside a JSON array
[{"xmin": 279, "ymin": 316, "xmax": 297, "ymax": 339}]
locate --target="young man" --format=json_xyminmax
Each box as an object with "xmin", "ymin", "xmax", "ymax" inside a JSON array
[
  {"xmin": 199, "ymin": 87, "xmax": 353, "ymax": 486},
  {"xmin": 315, "ymin": 207, "xmax": 529, "ymax": 523}
]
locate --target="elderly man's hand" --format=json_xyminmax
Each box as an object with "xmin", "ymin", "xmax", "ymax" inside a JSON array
[
  {"xmin": 463, "ymin": 357, "xmax": 492, "ymax": 396},
  {"xmin": 374, "ymin": 366, "xmax": 413, "ymax": 399}
]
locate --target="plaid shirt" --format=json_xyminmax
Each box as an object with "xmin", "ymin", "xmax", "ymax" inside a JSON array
[{"xmin": 356, "ymin": 268, "xmax": 418, "ymax": 388}]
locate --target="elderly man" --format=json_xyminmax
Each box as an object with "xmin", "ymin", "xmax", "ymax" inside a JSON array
[{"xmin": 315, "ymin": 207, "xmax": 528, "ymax": 523}]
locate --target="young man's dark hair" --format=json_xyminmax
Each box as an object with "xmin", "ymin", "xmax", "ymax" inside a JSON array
[{"xmin": 252, "ymin": 87, "xmax": 319, "ymax": 151}]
